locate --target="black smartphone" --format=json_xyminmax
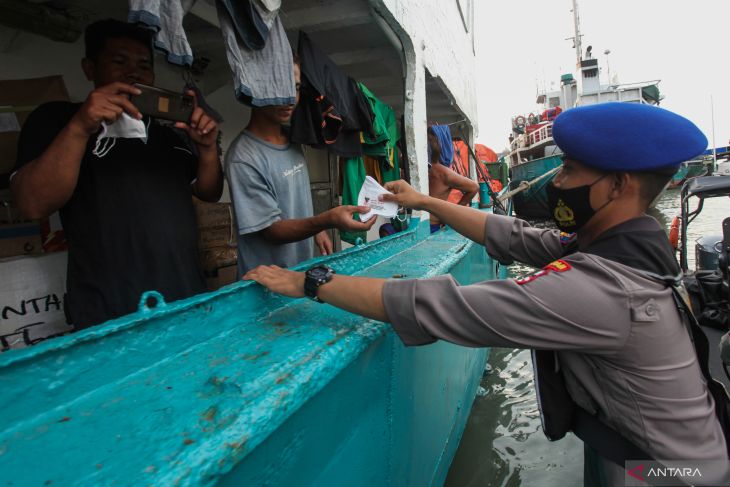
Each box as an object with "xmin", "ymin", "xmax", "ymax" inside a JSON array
[{"xmin": 130, "ymin": 83, "xmax": 194, "ymax": 123}]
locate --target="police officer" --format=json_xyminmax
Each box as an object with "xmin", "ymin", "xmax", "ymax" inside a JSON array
[{"xmin": 244, "ymin": 103, "xmax": 728, "ymax": 486}]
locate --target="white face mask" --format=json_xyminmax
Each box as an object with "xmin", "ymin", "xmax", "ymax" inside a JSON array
[{"xmin": 92, "ymin": 113, "xmax": 148, "ymax": 158}]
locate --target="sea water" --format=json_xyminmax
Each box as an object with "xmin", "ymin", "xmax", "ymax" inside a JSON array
[{"xmin": 445, "ymin": 188, "xmax": 730, "ymax": 487}]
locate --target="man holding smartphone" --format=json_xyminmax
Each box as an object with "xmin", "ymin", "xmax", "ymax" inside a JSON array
[
  {"xmin": 225, "ymin": 57, "xmax": 376, "ymax": 276},
  {"xmin": 10, "ymin": 19, "xmax": 223, "ymax": 329}
]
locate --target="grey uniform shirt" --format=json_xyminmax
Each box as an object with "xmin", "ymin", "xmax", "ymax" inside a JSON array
[
  {"xmin": 225, "ymin": 130, "xmax": 314, "ymax": 276},
  {"xmin": 382, "ymin": 215, "xmax": 726, "ymax": 474}
]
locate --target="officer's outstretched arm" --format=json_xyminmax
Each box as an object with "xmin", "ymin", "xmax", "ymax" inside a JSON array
[
  {"xmin": 382, "ymin": 180, "xmax": 488, "ymax": 245},
  {"xmin": 243, "ymin": 266, "xmax": 389, "ymax": 323}
]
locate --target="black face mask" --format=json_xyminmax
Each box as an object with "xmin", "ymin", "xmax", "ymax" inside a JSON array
[{"xmin": 546, "ymin": 174, "xmax": 609, "ymax": 232}]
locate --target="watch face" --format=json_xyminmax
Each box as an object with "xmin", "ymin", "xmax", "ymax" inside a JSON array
[{"xmin": 309, "ymin": 267, "xmax": 329, "ymax": 280}]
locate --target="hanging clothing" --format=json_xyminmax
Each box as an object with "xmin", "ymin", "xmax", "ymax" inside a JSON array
[
  {"xmin": 216, "ymin": 0, "xmax": 280, "ymax": 51},
  {"xmin": 129, "ymin": 0, "xmax": 295, "ymax": 107},
  {"xmin": 428, "ymin": 124, "xmax": 454, "ymax": 167},
  {"xmin": 216, "ymin": 1, "xmax": 295, "ymax": 106},
  {"xmin": 362, "ymin": 155, "xmax": 383, "ymax": 183},
  {"xmin": 128, "ymin": 0, "xmax": 196, "ymax": 66},
  {"xmin": 359, "ymin": 83, "xmax": 398, "ymax": 169},
  {"xmin": 291, "ymin": 31, "xmax": 374, "ymax": 157},
  {"xmin": 359, "ymin": 84, "xmax": 390, "ymax": 152},
  {"xmin": 358, "ymin": 82, "xmax": 400, "ymax": 180}
]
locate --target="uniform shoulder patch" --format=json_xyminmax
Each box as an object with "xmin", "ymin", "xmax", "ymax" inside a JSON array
[
  {"xmin": 545, "ymin": 259, "xmax": 572, "ymax": 272},
  {"xmin": 515, "ymin": 259, "xmax": 572, "ymax": 285},
  {"xmin": 559, "ymin": 232, "xmax": 577, "ymax": 247}
]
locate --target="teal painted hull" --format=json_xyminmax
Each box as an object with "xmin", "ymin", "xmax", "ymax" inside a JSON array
[
  {"xmin": 510, "ymin": 155, "xmax": 562, "ymax": 219},
  {"xmin": 0, "ymin": 216, "xmax": 501, "ymax": 486},
  {"xmin": 670, "ymin": 162, "xmax": 711, "ymax": 188}
]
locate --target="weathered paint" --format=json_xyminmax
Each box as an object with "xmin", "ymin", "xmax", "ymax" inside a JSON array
[{"xmin": 0, "ymin": 216, "xmax": 499, "ymax": 485}]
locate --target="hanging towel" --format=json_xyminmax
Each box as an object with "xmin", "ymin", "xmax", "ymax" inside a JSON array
[
  {"xmin": 217, "ymin": 0, "xmax": 280, "ymax": 51},
  {"xmin": 429, "ymin": 124, "xmax": 454, "ymax": 167},
  {"xmin": 128, "ymin": 0, "xmax": 196, "ymax": 66},
  {"xmin": 216, "ymin": 0, "xmax": 296, "ymax": 106}
]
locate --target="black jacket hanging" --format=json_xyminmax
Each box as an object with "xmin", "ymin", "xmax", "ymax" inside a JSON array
[{"xmin": 290, "ymin": 31, "xmax": 374, "ymax": 157}]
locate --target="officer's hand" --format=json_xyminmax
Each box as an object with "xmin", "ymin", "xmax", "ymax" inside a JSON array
[
  {"xmin": 175, "ymin": 90, "xmax": 219, "ymax": 152},
  {"xmin": 243, "ymin": 265, "xmax": 305, "ymax": 298},
  {"xmin": 315, "ymin": 231, "xmax": 333, "ymax": 255},
  {"xmin": 382, "ymin": 180, "xmax": 428, "ymax": 210},
  {"xmin": 326, "ymin": 205, "xmax": 377, "ymax": 232},
  {"xmin": 70, "ymin": 82, "xmax": 143, "ymax": 136}
]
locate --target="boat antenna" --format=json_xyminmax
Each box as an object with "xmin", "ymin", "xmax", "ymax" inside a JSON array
[
  {"xmin": 710, "ymin": 94, "xmax": 717, "ymax": 173},
  {"xmin": 571, "ymin": 0, "xmax": 583, "ymax": 67}
]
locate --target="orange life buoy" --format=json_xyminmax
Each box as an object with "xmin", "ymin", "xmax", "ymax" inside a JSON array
[
  {"xmin": 515, "ymin": 115, "xmax": 526, "ymax": 126},
  {"xmin": 668, "ymin": 215, "xmax": 680, "ymax": 250}
]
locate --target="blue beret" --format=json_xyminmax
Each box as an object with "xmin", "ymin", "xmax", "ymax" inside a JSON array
[{"xmin": 552, "ymin": 102, "xmax": 707, "ymax": 171}]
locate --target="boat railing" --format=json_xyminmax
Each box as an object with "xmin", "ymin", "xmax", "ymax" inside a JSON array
[
  {"xmin": 527, "ymin": 123, "xmax": 552, "ymax": 147},
  {"xmin": 605, "ymin": 79, "xmax": 661, "ymax": 91},
  {"xmin": 509, "ymin": 123, "xmax": 554, "ymax": 153}
]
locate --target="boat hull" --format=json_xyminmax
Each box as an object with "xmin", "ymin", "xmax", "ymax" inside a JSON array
[
  {"xmin": 510, "ymin": 155, "xmax": 562, "ymax": 219},
  {"xmin": 0, "ymin": 217, "xmax": 498, "ymax": 486},
  {"xmin": 669, "ymin": 161, "xmax": 712, "ymax": 189}
]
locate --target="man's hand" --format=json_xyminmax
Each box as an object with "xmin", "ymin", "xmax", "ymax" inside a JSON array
[
  {"xmin": 382, "ymin": 180, "xmax": 429, "ymax": 210},
  {"xmin": 315, "ymin": 231, "xmax": 333, "ymax": 255},
  {"xmin": 69, "ymin": 82, "xmax": 143, "ymax": 136},
  {"xmin": 243, "ymin": 265, "xmax": 305, "ymax": 298},
  {"xmin": 175, "ymin": 90, "xmax": 219, "ymax": 151},
  {"xmin": 325, "ymin": 205, "xmax": 377, "ymax": 232}
]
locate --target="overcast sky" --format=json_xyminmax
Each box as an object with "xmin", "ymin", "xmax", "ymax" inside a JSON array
[{"xmin": 474, "ymin": 1, "xmax": 730, "ymax": 153}]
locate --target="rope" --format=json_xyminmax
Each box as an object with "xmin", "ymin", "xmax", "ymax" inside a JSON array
[{"xmin": 497, "ymin": 165, "xmax": 561, "ymax": 203}]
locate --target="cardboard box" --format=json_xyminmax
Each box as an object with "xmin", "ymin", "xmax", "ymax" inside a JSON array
[
  {"xmin": 0, "ymin": 223, "xmax": 43, "ymax": 258},
  {"xmin": 193, "ymin": 198, "xmax": 235, "ymax": 251},
  {"xmin": 205, "ymin": 264, "xmax": 238, "ymax": 292},
  {"xmin": 0, "ymin": 76, "xmax": 70, "ymax": 183},
  {"xmin": 198, "ymin": 225, "xmax": 233, "ymax": 250},
  {"xmin": 0, "ymin": 76, "xmax": 70, "ymax": 106},
  {"xmin": 0, "ymin": 251, "xmax": 72, "ymax": 351},
  {"xmin": 199, "ymin": 245, "xmax": 237, "ymax": 273},
  {"xmin": 193, "ymin": 198, "xmax": 233, "ymax": 229}
]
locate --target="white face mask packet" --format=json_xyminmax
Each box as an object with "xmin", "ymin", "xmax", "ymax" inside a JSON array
[
  {"xmin": 357, "ymin": 175, "xmax": 398, "ymax": 221},
  {"xmin": 92, "ymin": 113, "xmax": 148, "ymax": 158}
]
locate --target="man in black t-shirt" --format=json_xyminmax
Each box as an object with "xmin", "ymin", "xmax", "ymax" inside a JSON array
[{"xmin": 10, "ymin": 19, "xmax": 224, "ymax": 329}]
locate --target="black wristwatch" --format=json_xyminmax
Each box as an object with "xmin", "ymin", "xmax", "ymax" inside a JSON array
[{"xmin": 304, "ymin": 265, "xmax": 336, "ymax": 302}]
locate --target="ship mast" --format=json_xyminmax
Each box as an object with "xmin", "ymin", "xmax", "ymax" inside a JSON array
[{"xmin": 572, "ymin": 0, "xmax": 583, "ymax": 66}]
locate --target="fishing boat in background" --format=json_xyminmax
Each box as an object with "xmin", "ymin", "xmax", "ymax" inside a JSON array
[
  {"xmin": 706, "ymin": 146, "xmax": 730, "ymax": 177},
  {"xmin": 668, "ymin": 156, "xmax": 714, "ymax": 189},
  {"xmin": 506, "ymin": 0, "xmax": 663, "ymax": 218}
]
